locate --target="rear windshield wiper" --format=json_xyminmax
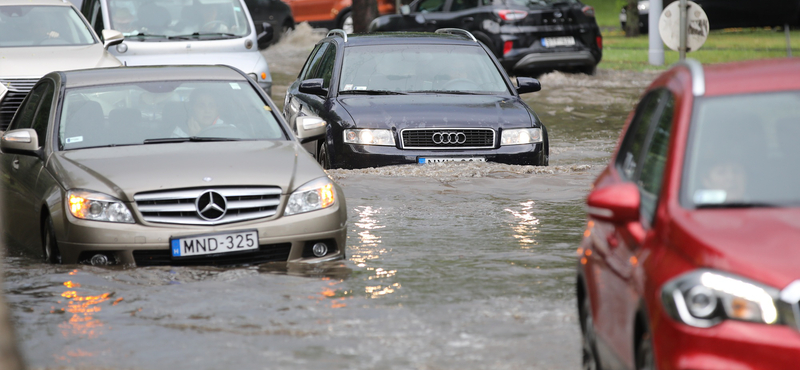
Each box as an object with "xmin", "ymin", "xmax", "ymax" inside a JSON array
[
  {"xmin": 695, "ymin": 202, "xmax": 782, "ymax": 209},
  {"xmin": 339, "ymin": 90, "xmax": 407, "ymax": 95},
  {"xmin": 143, "ymin": 137, "xmax": 240, "ymax": 144}
]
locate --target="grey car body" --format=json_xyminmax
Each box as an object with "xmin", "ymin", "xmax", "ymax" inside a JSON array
[
  {"xmin": 0, "ymin": 0, "xmax": 123, "ymax": 130},
  {"xmin": 80, "ymin": 0, "xmax": 274, "ymax": 96},
  {"xmin": 0, "ymin": 65, "xmax": 346, "ymax": 267}
]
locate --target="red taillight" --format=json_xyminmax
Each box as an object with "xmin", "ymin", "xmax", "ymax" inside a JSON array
[
  {"xmin": 582, "ymin": 5, "xmax": 595, "ymax": 17},
  {"xmin": 495, "ymin": 9, "xmax": 528, "ymax": 21},
  {"xmin": 503, "ymin": 40, "xmax": 513, "ymax": 55},
  {"xmin": 596, "ymin": 36, "xmax": 602, "ymax": 49}
]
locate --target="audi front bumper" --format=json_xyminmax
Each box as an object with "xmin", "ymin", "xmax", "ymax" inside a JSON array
[{"xmin": 331, "ymin": 142, "xmax": 547, "ymax": 169}]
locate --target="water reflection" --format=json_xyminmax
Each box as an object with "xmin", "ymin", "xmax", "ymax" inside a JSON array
[
  {"xmin": 350, "ymin": 206, "xmax": 400, "ymax": 299},
  {"xmin": 505, "ymin": 200, "xmax": 540, "ymax": 248},
  {"xmin": 57, "ymin": 272, "xmax": 117, "ymax": 341}
]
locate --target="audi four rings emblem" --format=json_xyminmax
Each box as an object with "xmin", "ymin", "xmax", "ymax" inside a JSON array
[
  {"xmin": 196, "ymin": 191, "xmax": 227, "ymax": 221},
  {"xmin": 432, "ymin": 131, "xmax": 467, "ymax": 145}
]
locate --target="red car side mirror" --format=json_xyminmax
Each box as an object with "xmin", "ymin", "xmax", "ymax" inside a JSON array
[{"xmin": 586, "ymin": 182, "xmax": 641, "ymax": 224}]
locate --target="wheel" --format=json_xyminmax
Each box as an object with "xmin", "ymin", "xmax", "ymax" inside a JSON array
[
  {"xmin": 580, "ymin": 63, "xmax": 597, "ymax": 76},
  {"xmin": 317, "ymin": 140, "xmax": 332, "ymax": 169},
  {"xmin": 580, "ymin": 297, "xmax": 601, "ymax": 370},
  {"xmin": 42, "ymin": 215, "xmax": 61, "ymax": 264},
  {"xmin": 636, "ymin": 331, "xmax": 656, "ymax": 370},
  {"xmin": 340, "ymin": 11, "xmax": 353, "ymax": 34}
]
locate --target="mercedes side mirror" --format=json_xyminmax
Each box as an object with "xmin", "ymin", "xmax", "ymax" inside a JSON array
[
  {"xmin": 257, "ymin": 22, "xmax": 274, "ymax": 49},
  {"xmin": 516, "ymin": 77, "xmax": 541, "ymax": 94},
  {"xmin": 299, "ymin": 78, "xmax": 327, "ymax": 96},
  {"xmin": 102, "ymin": 29, "xmax": 124, "ymax": 49},
  {"xmin": 1, "ymin": 129, "xmax": 41, "ymax": 156},
  {"xmin": 295, "ymin": 116, "xmax": 326, "ymax": 144}
]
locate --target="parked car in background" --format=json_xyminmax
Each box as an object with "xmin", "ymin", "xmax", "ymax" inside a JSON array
[
  {"xmin": 284, "ymin": 29, "xmax": 548, "ymax": 169},
  {"xmin": 369, "ymin": 0, "xmax": 602, "ymax": 76},
  {"xmin": 0, "ymin": 0, "xmax": 123, "ymax": 130},
  {"xmin": 0, "ymin": 65, "xmax": 346, "ymax": 266},
  {"xmin": 244, "ymin": 0, "xmax": 295, "ymax": 47},
  {"xmin": 577, "ymin": 58, "xmax": 800, "ymax": 370},
  {"xmin": 621, "ymin": 0, "xmax": 800, "ymax": 33},
  {"xmin": 285, "ymin": 0, "xmax": 396, "ymax": 33},
  {"xmin": 80, "ymin": 0, "xmax": 275, "ymax": 96}
]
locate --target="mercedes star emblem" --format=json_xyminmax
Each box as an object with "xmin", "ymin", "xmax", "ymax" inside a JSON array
[{"xmin": 196, "ymin": 190, "xmax": 227, "ymax": 221}]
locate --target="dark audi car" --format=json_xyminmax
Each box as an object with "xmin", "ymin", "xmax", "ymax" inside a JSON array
[
  {"xmin": 283, "ymin": 29, "xmax": 549, "ymax": 169},
  {"xmin": 368, "ymin": 0, "xmax": 602, "ymax": 76}
]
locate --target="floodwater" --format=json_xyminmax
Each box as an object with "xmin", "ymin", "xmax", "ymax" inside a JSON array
[{"xmin": 2, "ymin": 24, "xmax": 660, "ymax": 370}]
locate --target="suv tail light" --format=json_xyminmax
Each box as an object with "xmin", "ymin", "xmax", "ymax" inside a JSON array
[
  {"xmin": 503, "ymin": 40, "xmax": 513, "ymax": 55},
  {"xmin": 596, "ymin": 36, "xmax": 602, "ymax": 49},
  {"xmin": 495, "ymin": 9, "xmax": 528, "ymax": 21},
  {"xmin": 582, "ymin": 5, "xmax": 595, "ymax": 17}
]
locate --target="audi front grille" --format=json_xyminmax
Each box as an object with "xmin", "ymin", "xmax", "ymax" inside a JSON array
[
  {"xmin": 400, "ymin": 128, "xmax": 495, "ymax": 149},
  {"xmin": 0, "ymin": 79, "xmax": 38, "ymax": 131},
  {"xmin": 133, "ymin": 187, "xmax": 282, "ymax": 225}
]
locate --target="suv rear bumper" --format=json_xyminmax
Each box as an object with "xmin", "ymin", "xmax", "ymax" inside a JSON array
[{"xmin": 506, "ymin": 50, "xmax": 596, "ymax": 73}]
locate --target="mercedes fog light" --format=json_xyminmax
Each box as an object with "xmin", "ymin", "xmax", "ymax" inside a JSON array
[{"xmin": 312, "ymin": 242, "xmax": 328, "ymax": 257}]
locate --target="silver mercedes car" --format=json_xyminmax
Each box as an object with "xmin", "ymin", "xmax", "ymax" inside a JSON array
[
  {"xmin": 0, "ymin": 65, "xmax": 346, "ymax": 267},
  {"xmin": 0, "ymin": 0, "xmax": 123, "ymax": 130}
]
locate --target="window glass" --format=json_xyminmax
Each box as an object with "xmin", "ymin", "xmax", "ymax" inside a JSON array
[
  {"xmin": 0, "ymin": 6, "xmax": 96, "ymax": 47},
  {"xmin": 639, "ymin": 93, "xmax": 674, "ymax": 221},
  {"xmin": 418, "ymin": 0, "xmax": 445, "ymax": 12},
  {"xmin": 315, "ymin": 45, "xmax": 337, "ymax": 89},
  {"xmin": 683, "ymin": 90, "xmax": 800, "ymax": 208},
  {"xmin": 105, "ymin": 0, "xmax": 250, "ymax": 38},
  {"xmin": 616, "ymin": 91, "xmax": 664, "ymax": 181},
  {"xmin": 7, "ymin": 84, "xmax": 46, "ymax": 131},
  {"xmin": 299, "ymin": 43, "xmax": 328, "ymax": 81},
  {"xmin": 58, "ymin": 80, "xmax": 287, "ymax": 150},
  {"xmin": 32, "ymin": 82, "xmax": 56, "ymax": 148},
  {"xmin": 339, "ymin": 44, "xmax": 509, "ymax": 94},
  {"xmin": 450, "ymin": 0, "xmax": 479, "ymax": 11}
]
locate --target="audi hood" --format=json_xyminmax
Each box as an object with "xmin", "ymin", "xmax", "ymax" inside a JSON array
[
  {"xmin": 48, "ymin": 140, "xmax": 326, "ymax": 202},
  {"xmin": 337, "ymin": 95, "xmax": 538, "ymax": 129}
]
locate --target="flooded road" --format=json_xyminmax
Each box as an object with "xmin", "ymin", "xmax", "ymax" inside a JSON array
[{"xmin": 3, "ymin": 25, "xmax": 659, "ymax": 370}]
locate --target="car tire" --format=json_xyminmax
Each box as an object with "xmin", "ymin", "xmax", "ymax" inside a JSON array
[
  {"xmin": 318, "ymin": 140, "xmax": 332, "ymax": 169},
  {"xmin": 580, "ymin": 63, "xmax": 597, "ymax": 76},
  {"xmin": 636, "ymin": 331, "xmax": 656, "ymax": 370},
  {"xmin": 42, "ymin": 215, "xmax": 61, "ymax": 264},
  {"xmin": 580, "ymin": 297, "xmax": 601, "ymax": 370},
  {"xmin": 340, "ymin": 11, "xmax": 353, "ymax": 34}
]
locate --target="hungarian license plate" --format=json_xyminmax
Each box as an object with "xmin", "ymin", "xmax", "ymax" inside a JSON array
[
  {"xmin": 418, "ymin": 157, "xmax": 486, "ymax": 164},
  {"xmin": 541, "ymin": 36, "xmax": 575, "ymax": 48},
  {"xmin": 170, "ymin": 230, "xmax": 258, "ymax": 257}
]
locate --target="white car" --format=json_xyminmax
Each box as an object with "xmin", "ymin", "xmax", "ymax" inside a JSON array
[
  {"xmin": 0, "ymin": 0, "xmax": 123, "ymax": 130},
  {"xmin": 79, "ymin": 0, "xmax": 274, "ymax": 96}
]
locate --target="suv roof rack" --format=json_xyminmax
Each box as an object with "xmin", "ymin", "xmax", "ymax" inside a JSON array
[
  {"xmin": 326, "ymin": 29, "xmax": 348, "ymax": 43},
  {"xmin": 435, "ymin": 28, "xmax": 477, "ymax": 42}
]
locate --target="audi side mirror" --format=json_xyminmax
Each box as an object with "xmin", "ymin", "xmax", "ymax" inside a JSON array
[
  {"xmin": 299, "ymin": 78, "xmax": 327, "ymax": 96},
  {"xmin": 516, "ymin": 77, "xmax": 541, "ymax": 94}
]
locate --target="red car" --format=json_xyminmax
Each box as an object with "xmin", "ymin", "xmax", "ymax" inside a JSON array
[{"xmin": 577, "ymin": 57, "xmax": 800, "ymax": 370}]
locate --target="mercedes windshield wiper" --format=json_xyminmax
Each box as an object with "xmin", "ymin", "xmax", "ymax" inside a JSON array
[
  {"xmin": 695, "ymin": 201, "xmax": 783, "ymax": 209},
  {"xmin": 143, "ymin": 137, "xmax": 240, "ymax": 144},
  {"xmin": 407, "ymin": 90, "xmax": 483, "ymax": 95},
  {"xmin": 128, "ymin": 32, "xmax": 167, "ymax": 38},
  {"xmin": 339, "ymin": 90, "xmax": 407, "ymax": 95}
]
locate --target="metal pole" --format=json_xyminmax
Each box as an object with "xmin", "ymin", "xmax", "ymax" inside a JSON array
[
  {"xmin": 786, "ymin": 23, "xmax": 793, "ymax": 58},
  {"xmin": 679, "ymin": 0, "xmax": 687, "ymax": 60},
  {"xmin": 648, "ymin": 0, "xmax": 664, "ymax": 65}
]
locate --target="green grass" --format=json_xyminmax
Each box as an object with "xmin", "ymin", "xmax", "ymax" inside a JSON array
[{"xmin": 582, "ymin": 0, "xmax": 624, "ymax": 28}]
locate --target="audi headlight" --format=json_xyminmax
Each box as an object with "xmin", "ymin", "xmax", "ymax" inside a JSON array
[
  {"xmin": 67, "ymin": 190, "xmax": 134, "ymax": 223},
  {"xmin": 501, "ymin": 128, "xmax": 542, "ymax": 145},
  {"xmin": 285, "ymin": 177, "xmax": 336, "ymax": 216},
  {"xmin": 343, "ymin": 129, "xmax": 395, "ymax": 146},
  {"xmin": 662, "ymin": 270, "xmax": 789, "ymax": 328}
]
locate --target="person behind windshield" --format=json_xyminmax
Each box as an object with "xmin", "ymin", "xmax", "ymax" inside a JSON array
[
  {"xmin": 200, "ymin": 4, "xmax": 229, "ymax": 33},
  {"xmin": 173, "ymin": 88, "xmax": 225, "ymax": 137},
  {"xmin": 112, "ymin": 8, "xmax": 136, "ymax": 34}
]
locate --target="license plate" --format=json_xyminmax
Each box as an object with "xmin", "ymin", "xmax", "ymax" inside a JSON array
[
  {"xmin": 418, "ymin": 157, "xmax": 486, "ymax": 164},
  {"xmin": 170, "ymin": 230, "xmax": 258, "ymax": 257},
  {"xmin": 541, "ymin": 36, "xmax": 575, "ymax": 48}
]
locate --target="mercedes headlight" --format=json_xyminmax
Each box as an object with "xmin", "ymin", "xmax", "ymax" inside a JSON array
[
  {"xmin": 662, "ymin": 270, "xmax": 788, "ymax": 328},
  {"xmin": 285, "ymin": 177, "xmax": 336, "ymax": 216},
  {"xmin": 501, "ymin": 128, "xmax": 542, "ymax": 145},
  {"xmin": 343, "ymin": 129, "xmax": 395, "ymax": 146},
  {"xmin": 67, "ymin": 190, "xmax": 134, "ymax": 223}
]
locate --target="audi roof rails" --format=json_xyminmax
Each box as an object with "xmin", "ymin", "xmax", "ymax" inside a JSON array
[
  {"xmin": 435, "ymin": 28, "xmax": 477, "ymax": 42},
  {"xmin": 326, "ymin": 29, "xmax": 348, "ymax": 43}
]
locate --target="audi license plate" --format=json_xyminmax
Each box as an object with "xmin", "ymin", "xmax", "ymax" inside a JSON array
[
  {"xmin": 170, "ymin": 230, "xmax": 258, "ymax": 257},
  {"xmin": 418, "ymin": 157, "xmax": 486, "ymax": 164},
  {"xmin": 541, "ymin": 36, "xmax": 575, "ymax": 48}
]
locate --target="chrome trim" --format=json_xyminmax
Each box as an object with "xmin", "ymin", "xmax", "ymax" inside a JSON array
[
  {"xmin": 780, "ymin": 280, "xmax": 800, "ymax": 331},
  {"xmin": 400, "ymin": 127, "xmax": 495, "ymax": 150},
  {"xmin": 326, "ymin": 29, "xmax": 347, "ymax": 42},
  {"xmin": 143, "ymin": 210, "xmax": 278, "ymax": 226},
  {"xmin": 134, "ymin": 188, "xmax": 281, "ymax": 201},
  {"xmin": 435, "ymin": 28, "xmax": 478, "ymax": 42},
  {"xmin": 134, "ymin": 187, "xmax": 282, "ymax": 225},
  {"xmin": 674, "ymin": 58, "xmax": 705, "ymax": 97}
]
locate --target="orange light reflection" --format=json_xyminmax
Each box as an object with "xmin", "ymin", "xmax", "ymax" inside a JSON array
[{"xmin": 505, "ymin": 200, "xmax": 540, "ymax": 248}]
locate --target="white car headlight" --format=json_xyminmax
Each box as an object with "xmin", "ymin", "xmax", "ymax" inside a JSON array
[
  {"xmin": 343, "ymin": 129, "xmax": 395, "ymax": 146},
  {"xmin": 501, "ymin": 128, "xmax": 542, "ymax": 145},
  {"xmin": 285, "ymin": 177, "xmax": 336, "ymax": 216},
  {"xmin": 661, "ymin": 270, "xmax": 784, "ymax": 328},
  {"xmin": 67, "ymin": 190, "xmax": 134, "ymax": 223}
]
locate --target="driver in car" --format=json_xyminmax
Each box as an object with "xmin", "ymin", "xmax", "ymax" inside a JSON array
[{"xmin": 172, "ymin": 88, "xmax": 226, "ymax": 137}]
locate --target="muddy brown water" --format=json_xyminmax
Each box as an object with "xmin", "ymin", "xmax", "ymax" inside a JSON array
[{"xmin": 2, "ymin": 24, "xmax": 660, "ymax": 370}]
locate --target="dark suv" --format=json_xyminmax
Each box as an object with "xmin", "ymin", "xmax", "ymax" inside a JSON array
[{"xmin": 368, "ymin": 0, "xmax": 602, "ymax": 76}]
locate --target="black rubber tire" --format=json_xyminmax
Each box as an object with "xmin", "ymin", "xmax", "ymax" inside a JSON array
[
  {"xmin": 318, "ymin": 141, "xmax": 332, "ymax": 169},
  {"xmin": 636, "ymin": 331, "xmax": 656, "ymax": 370},
  {"xmin": 580, "ymin": 297, "xmax": 601, "ymax": 370},
  {"xmin": 42, "ymin": 215, "xmax": 61, "ymax": 264}
]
